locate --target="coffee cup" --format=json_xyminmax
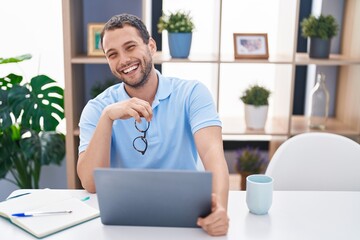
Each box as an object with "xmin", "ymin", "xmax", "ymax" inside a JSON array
[{"xmin": 246, "ymin": 174, "xmax": 273, "ymax": 215}]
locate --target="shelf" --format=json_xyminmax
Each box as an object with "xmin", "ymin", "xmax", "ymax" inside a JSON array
[
  {"xmin": 291, "ymin": 116, "xmax": 359, "ymax": 136},
  {"xmin": 295, "ymin": 53, "xmax": 360, "ymax": 65},
  {"xmin": 220, "ymin": 54, "xmax": 293, "ymax": 64},
  {"xmin": 62, "ymin": 0, "xmax": 360, "ymax": 189},
  {"xmin": 70, "ymin": 52, "xmax": 296, "ymax": 65},
  {"xmin": 71, "ymin": 55, "xmax": 107, "ymax": 64},
  {"xmin": 71, "ymin": 52, "xmax": 219, "ymax": 64},
  {"xmin": 221, "ymin": 116, "xmax": 289, "ymax": 137},
  {"xmin": 70, "ymin": 52, "xmax": 360, "ymax": 66},
  {"xmin": 153, "ymin": 52, "xmax": 219, "ymax": 63},
  {"xmin": 222, "ymin": 134, "xmax": 285, "ymax": 141}
]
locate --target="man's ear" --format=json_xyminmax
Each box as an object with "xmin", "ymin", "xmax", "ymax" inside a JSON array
[{"xmin": 148, "ymin": 37, "xmax": 157, "ymax": 54}]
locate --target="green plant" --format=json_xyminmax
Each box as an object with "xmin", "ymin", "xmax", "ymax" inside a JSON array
[
  {"xmin": 240, "ymin": 84, "xmax": 271, "ymax": 106},
  {"xmin": 301, "ymin": 14, "xmax": 339, "ymax": 40},
  {"xmin": 0, "ymin": 54, "xmax": 65, "ymax": 189},
  {"xmin": 157, "ymin": 10, "xmax": 195, "ymax": 33},
  {"xmin": 235, "ymin": 147, "xmax": 267, "ymax": 174}
]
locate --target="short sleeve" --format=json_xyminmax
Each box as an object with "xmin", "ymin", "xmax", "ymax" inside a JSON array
[
  {"xmin": 78, "ymin": 101, "xmax": 103, "ymax": 154},
  {"xmin": 188, "ymin": 81, "xmax": 222, "ymax": 134}
]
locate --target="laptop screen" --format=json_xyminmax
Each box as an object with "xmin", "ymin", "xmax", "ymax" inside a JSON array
[{"xmin": 94, "ymin": 168, "xmax": 212, "ymax": 228}]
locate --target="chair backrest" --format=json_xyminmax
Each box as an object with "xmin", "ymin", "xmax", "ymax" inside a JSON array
[{"xmin": 265, "ymin": 132, "xmax": 360, "ymax": 191}]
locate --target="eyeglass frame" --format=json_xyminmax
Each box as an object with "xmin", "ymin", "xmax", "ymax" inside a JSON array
[{"xmin": 132, "ymin": 120, "xmax": 150, "ymax": 155}]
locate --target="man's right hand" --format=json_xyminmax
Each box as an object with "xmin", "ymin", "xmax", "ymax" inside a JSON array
[{"xmin": 105, "ymin": 97, "xmax": 153, "ymax": 123}]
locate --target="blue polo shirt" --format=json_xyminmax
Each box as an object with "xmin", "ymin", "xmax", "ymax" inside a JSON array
[{"xmin": 79, "ymin": 71, "xmax": 221, "ymax": 170}]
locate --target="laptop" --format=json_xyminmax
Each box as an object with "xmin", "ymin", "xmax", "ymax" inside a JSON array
[{"xmin": 94, "ymin": 168, "xmax": 212, "ymax": 228}]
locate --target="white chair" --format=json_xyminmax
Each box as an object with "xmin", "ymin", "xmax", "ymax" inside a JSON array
[{"xmin": 265, "ymin": 132, "xmax": 360, "ymax": 191}]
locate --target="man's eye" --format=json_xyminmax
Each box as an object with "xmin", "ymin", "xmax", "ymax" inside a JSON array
[
  {"xmin": 127, "ymin": 45, "xmax": 135, "ymax": 50},
  {"xmin": 108, "ymin": 53, "xmax": 116, "ymax": 58}
]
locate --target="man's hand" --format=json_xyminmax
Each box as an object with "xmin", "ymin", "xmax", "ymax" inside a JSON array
[
  {"xmin": 197, "ymin": 194, "xmax": 229, "ymax": 236},
  {"xmin": 105, "ymin": 97, "xmax": 153, "ymax": 123}
]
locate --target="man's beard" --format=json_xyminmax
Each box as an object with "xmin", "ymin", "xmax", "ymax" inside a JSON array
[{"xmin": 120, "ymin": 51, "xmax": 153, "ymax": 89}]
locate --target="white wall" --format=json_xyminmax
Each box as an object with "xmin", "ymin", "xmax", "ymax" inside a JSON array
[
  {"xmin": 0, "ymin": 0, "xmax": 65, "ymax": 86},
  {"xmin": 0, "ymin": 0, "xmax": 66, "ymax": 200}
]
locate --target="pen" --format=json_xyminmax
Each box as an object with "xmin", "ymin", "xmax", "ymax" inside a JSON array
[
  {"xmin": 12, "ymin": 210, "xmax": 72, "ymax": 217},
  {"xmin": 81, "ymin": 196, "xmax": 90, "ymax": 201}
]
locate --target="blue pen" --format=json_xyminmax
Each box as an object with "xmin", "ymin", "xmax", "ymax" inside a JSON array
[{"xmin": 12, "ymin": 210, "xmax": 72, "ymax": 217}]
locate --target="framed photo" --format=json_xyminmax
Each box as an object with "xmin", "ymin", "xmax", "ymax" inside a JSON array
[
  {"xmin": 233, "ymin": 33, "xmax": 269, "ymax": 59},
  {"xmin": 88, "ymin": 23, "xmax": 105, "ymax": 56}
]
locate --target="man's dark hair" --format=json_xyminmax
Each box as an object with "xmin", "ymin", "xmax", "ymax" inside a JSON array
[{"xmin": 100, "ymin": 13, "xmax": 150, "ymax": 50}]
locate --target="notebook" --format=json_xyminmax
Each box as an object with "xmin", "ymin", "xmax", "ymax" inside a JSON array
[
  {"xmin": 0, "ymin": 189, "xmax": 99, "ymax": 238},
  {"xmin": 94, "ymin": 168, "xmax": 212, "ymax": 228}
]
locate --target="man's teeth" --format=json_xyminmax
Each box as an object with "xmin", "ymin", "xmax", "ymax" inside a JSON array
[{"xmin": 123, "ymin": 65, "xmax": 138, "ymax": 73}]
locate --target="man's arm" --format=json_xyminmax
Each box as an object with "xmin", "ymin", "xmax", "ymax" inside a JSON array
[
  {"xmin": 194, "ymin": 126, "xmax": 229, "ymax": 236},
  {"xmin": 77, "ymin": 110, "xmax": 113, "ymax": 193},
  {"xmin": 77, "ymin": 98, "xmax": 153, "ymax": 193}
]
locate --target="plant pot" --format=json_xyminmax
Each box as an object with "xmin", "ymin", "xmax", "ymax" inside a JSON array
[
  {"xmin": 244, "ymin": 104, "xmax": 269, "ymax": 129},
  {"xmin": 168, "ymin": 32, "xmax": 192, "ymax": 58},
  {"xmin": 239, "ymin": 171, "xmax": 252, "ymax": 190},
  {"xmin": 309, "ymin": 37, "xmax": 331, "ymax": 59}
]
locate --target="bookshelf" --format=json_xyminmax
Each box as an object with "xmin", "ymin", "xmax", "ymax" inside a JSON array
[{"xmin": 62, "ymin": 0, "xmax": 360, "ymax": 188}]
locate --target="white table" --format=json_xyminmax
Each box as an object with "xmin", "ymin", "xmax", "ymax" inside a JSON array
[{"xmin": 2, "ymin": 190, "xmax": 360, "ymax": 239}]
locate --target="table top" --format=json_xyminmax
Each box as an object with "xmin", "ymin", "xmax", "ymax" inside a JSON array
[{"xmin": 2, "ymin": 190, "xmax": 360, "ymax": 240}]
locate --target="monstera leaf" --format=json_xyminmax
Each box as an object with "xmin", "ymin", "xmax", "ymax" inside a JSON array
[
  {"xmin": 0, "ymin": 74, "xmax": 23, "ymax": 130},
  {"xmin": 0, "ymin": 54, "xmax": 32, "ymax": 64},
  {"xmin": 0, "ymin": 128, "xmax": 15, "ymax": 179},
  {"xmin": 8, "ymin": 75, "xmax": 64, "ymax": 132},
  {"xmin": 0, "ymin": 126, "xmax": 65, "ymax": 189},
  {"xmin": 0, "ymin": 54, "xmax": 65, "ymax": 189},
  {"xmin": 40, "ymin": 131, "xmax": 65, "ymax": 166},
  {"xmin": 16, "ymin": 129, "xmax": 65, "ymax": 189}
]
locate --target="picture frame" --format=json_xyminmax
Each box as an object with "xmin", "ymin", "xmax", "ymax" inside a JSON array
[
  {"xmin": 88, "ymin": 23, "xmax": 105, "ymax": 56},
  {"xmin": 233, "ymin": 33, "xmax": 269, "ymax": 59}
]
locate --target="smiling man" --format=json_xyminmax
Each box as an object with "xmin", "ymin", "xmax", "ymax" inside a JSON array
[{"xmin": 77, "ymin": 13, "xmax": 229, "ymax": 236}]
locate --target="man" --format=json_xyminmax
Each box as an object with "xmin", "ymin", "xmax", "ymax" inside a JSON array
[{"xmin": 77, "ymin": 13, "xmax": 229, "ymax": 236}]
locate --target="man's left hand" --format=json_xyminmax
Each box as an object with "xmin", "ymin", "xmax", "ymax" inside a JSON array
[{"xmin": 197, "ymin": 194, "xmax": 229, "ymax": 236}]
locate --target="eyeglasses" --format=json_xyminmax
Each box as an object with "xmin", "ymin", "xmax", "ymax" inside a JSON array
[{"xmin": 132, "ymin": 119, "xmax": 150, "ymax": 155}]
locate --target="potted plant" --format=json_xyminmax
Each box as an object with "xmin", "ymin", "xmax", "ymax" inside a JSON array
[
  {"xmin": 235, "ymin": 146, "xmax": 267, "ymax": 190},
  {"xmin": 0, "ymin": 54, "xmax": 65, "ymax": 189},
  {"xmin": 300, "ymin": 14, "xmax": 339, "ymax": 59},
  {"xmin": 157, "ymin": 10, "xmax": 195, "ymax": 58},
  {"xmin": 240, "ymin": 84, "xmax": 271, "ymax": 129}
]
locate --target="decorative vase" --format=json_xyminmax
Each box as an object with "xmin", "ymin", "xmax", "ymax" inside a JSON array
[
  {"xmin": 308, "ymin": 72, "xmax": 330, "ymax": 130},
  {"xmin": 244, "ymin": 104, "xmax": 269, "ymax": 129},
  {"xmin": 309, "ymin": 37, "xmax": 331, "ymax": 59},
  {"xmin": 168, "ymin": 32, "xmax": 192, "ymax": 58}
]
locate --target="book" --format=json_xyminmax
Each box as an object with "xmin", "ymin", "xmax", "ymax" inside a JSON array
[{"xmin": 0, "ymin": 189, "xmax": 99, "ymax": 238}]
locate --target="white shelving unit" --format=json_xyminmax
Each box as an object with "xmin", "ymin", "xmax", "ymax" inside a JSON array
[{"xmin": 62, "ymin": 0, "xmax": 360, "ymax": 188}]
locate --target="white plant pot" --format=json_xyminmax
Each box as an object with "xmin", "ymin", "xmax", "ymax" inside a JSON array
[{"xmin": 244, "ymin": 104, "xmax": 269, "ymax": 129}]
